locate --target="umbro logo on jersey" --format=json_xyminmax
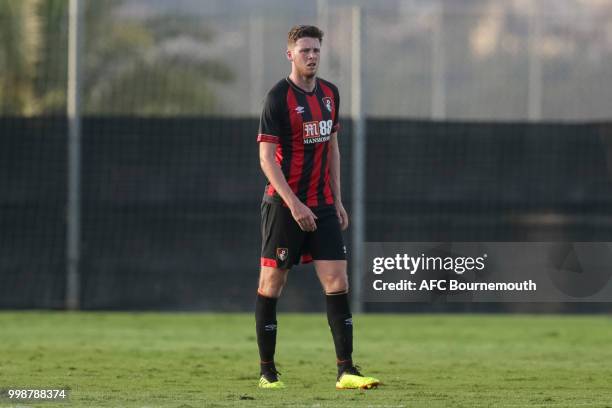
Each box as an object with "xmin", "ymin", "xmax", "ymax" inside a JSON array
[
  {"xmin": 264, "ymin": 324, "xmax": 277, "ymax": 331},
  {"xmin": 295, "ymin": 106, "xmax": 305, "ymax": 114},
  {"xmin": 322, "ymin": 97, "xmax": 333, "ymax": 112}
]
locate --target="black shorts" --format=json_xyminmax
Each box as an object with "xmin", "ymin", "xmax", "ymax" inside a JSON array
[{"xmin": 260, "ymin": 202, "xmax": 347, "ymax": 269}]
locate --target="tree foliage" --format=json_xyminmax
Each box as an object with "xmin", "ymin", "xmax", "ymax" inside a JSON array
[{"xmin": 0, "ymin": 0, "xmax": 233, "ymax": 116}]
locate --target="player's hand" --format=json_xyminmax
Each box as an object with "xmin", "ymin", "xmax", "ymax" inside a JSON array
[
  {"xmin": 290, "ymin": 201, "xmax": 318, "ymax": 232},
  {"xmin": 335, "ymin": 201, "xmax": 349, "ymax": 231}
]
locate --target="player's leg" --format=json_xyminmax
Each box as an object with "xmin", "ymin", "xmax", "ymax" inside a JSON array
[
  {"xmin": 257, "ymin": 202, "xmax": 304, "ymax": 388},
  {"xmin": 311, "ymin": 207, "xmax": 380, "ymax": 389},
  {"xmin": 256, "ymin": 266, "xmax": 288, "ymax": 388},
  {"xmin": 314, "ymin": 259, "xmax": 353, "ymax": 369},
  {"xmin": 314, "ymin": 260, "xmax": 380, "ymax": 389},
  {"xmin": 258, "ymin": 266, "xmax": 289, "ymax": 298}
]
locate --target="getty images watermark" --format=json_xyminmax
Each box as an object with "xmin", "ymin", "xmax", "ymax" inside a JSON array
[
  {"xmin": 371, "ymin": 252, "xmax": 536, "ymax": 292},
  {"xmin": 363, "ymin": 243, "xmax": 612, "ymax": 302}
]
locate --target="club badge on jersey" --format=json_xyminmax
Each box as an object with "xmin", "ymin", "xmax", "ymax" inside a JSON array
[{"xmin": 322, "ymin": 97, "xmax": 333, "ymax": 112}]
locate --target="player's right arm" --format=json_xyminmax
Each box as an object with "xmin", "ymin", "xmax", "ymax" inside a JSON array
[
  {"xmin": 259, "ymin": 142, "xmax": 317, "ymax": 232},
  {"xmin": 258, "ymin": 89, "xmax": 317, "ymax": 231}
]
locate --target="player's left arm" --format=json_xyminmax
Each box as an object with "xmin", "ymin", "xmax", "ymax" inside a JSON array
[{"xmin": 329, "ymin": 132, "xmax": 349, "ymax": 231}]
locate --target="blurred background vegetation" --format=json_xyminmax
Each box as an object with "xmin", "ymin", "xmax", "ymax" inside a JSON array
[
  {"xmin": 0, "ymin": 0, "xmax": 610, "ymax": 119},
  {"xmin": 0, "ymin": 0, "xmax": 233, "ymax": 115}
]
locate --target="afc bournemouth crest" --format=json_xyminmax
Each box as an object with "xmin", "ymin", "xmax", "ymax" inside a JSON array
[
  {"xmin": 322, "ymin": 97, "xmax": 333, "ymax": 112},
  {"xmin": 276, "ymin": 248, "xmax": 288, "ymax": 261}
]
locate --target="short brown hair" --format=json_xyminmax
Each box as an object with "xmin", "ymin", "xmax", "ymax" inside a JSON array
[{"xmin": 287, "ymin": 25, "xmax": 324, "ymax": 47}]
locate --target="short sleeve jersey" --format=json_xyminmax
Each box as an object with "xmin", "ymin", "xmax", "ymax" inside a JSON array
[{"xmin": 257, "ymin": 77, "xmax": 340, "ymax": 208}]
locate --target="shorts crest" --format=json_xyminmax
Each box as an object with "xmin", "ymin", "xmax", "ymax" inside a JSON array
[{"xmin": 276, "ymin": 247, "xmax": 288, "ymax": 261}]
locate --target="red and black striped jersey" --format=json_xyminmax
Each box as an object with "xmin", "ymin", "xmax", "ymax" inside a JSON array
[{"xmin": 257, "ymin": 77, "xmax": 340, "ymax": 208}]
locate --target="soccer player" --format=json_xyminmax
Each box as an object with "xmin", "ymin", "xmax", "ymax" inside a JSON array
[{"xmin": 255, "ymin": 25, "xmax": 380, "ymax": 390}]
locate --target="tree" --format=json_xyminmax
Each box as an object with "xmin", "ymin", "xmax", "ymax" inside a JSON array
[
  {"xmin": 0, "ymin": 0, "xmax": 233, "ymax": 116},
  {"xmin": 83, "ymin": 5, "xmax": 233, "ymax": 115},
  {"xmin": 0, "ymin": 0, "xmax": 66, "ymax": 115}
]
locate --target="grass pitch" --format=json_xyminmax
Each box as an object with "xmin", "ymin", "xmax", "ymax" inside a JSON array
[{"xmin": 0, "ymin": 312, "xmax": 611, "ymax": 408}]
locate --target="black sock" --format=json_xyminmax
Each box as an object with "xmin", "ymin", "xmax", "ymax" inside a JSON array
[
  {"xmin": 256, "ymin": 292, "xmax": 278, "ymax": 376},
  {"xmin": 326, "ymin": 291, "xmax": 353, "ymax": 375}
]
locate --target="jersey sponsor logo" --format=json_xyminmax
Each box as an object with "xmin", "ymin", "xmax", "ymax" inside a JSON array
[
  {"xmin": 302, "ymin": 120, "xmax": 333, "ymax": 144},
  {"xmin": 276, "ymin": 247, "xmax": 288, "ymax": 261},
  {"xmin": 322, "ymin": 97, "xmax": 333, "ymax": 112},
  {"xmin": 295, "ymin": 106, "xmax": 305, "ymax": 114}
]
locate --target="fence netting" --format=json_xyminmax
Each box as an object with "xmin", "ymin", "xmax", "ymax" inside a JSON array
[
  {"xmin": 1, "ymin": 0, "xmax": 612, "ymax": 311},
  {"xmin": 2, "ymin": 117, "xmax": 612, "ymax": 312}
]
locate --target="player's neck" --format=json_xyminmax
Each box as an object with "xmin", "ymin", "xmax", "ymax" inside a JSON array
[{"xmin": 288, "ymin": 72, "xmax": 316, "ymax": 93}]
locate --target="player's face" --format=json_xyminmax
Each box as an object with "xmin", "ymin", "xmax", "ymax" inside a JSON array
[{"xmin": 287, "ymin": 37, "xmax": 321, "ymax": 78}]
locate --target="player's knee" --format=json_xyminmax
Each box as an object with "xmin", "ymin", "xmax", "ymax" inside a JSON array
[
  {"xmin": 324, "ymin": 273, "xmax": 348, "ymax": 293},
  {"xmin": 258, "ymin": 267, "xmax": 289, "ymax": 297},
  {"xmin": 258, "ymin": 280, "xmax": 285, "ymax": 298}
]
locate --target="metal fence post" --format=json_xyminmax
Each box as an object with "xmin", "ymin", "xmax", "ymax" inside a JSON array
[
  {"xmin": 66, "ymin": 0, "xmax": 83, "ymax": 310},
  {"xmin": 351, "ymin": 6, "xmax": 365, "ymax": 313}
]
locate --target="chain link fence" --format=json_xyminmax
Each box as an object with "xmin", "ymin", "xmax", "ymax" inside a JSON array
[{"xmin": 1, "ymin": 0, "xmax": 611, "ymax": 311}]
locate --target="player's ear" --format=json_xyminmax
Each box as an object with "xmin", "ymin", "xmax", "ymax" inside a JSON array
[{"xmin": 286, "ymin": 48, "xmax": 293, "ymax": 62}]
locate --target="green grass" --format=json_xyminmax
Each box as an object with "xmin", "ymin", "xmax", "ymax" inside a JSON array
[{"xmin": 0, "ymin": 312, "xmax": 611, "ymax": 407}]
